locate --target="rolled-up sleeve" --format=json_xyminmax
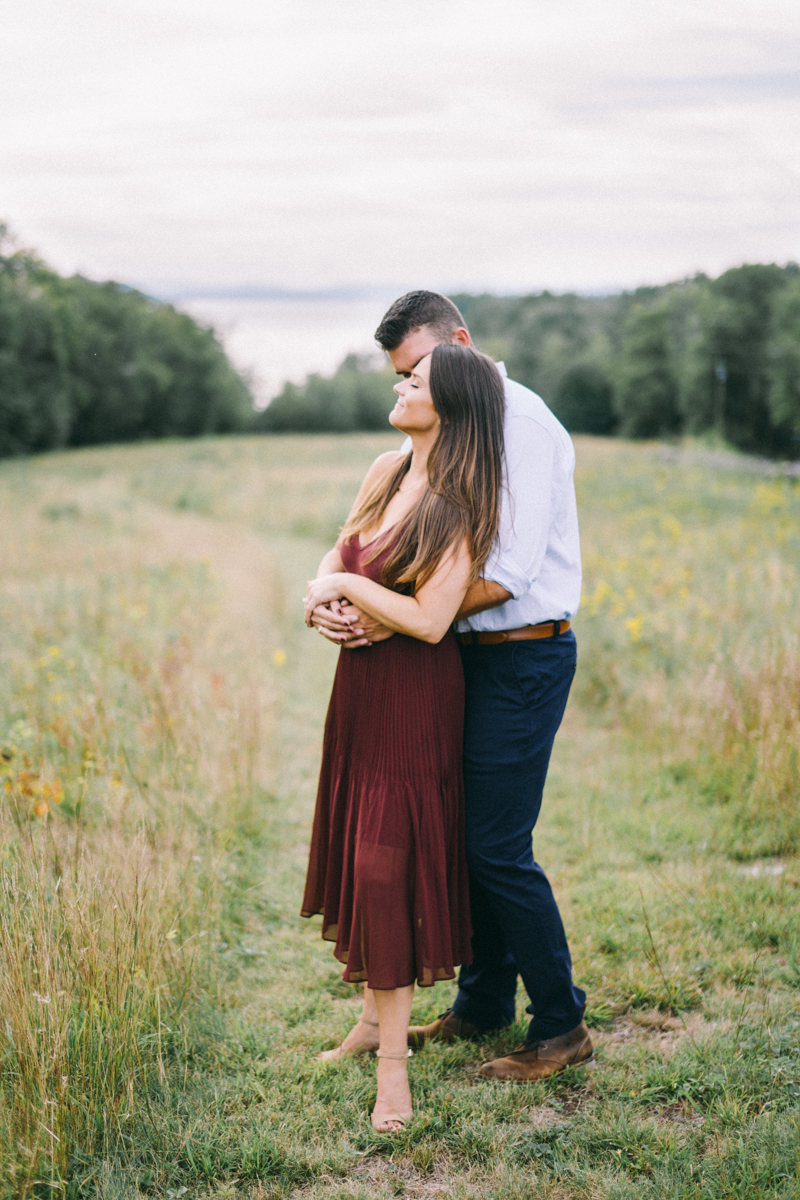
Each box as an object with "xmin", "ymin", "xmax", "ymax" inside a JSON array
[{"xmin": 484, "ymin": 416, "xmax": 555, "ymax": 600}]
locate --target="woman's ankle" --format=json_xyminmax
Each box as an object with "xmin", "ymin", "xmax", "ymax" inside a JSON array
[
  {"xmin": 343, "ymin": 1020, "xmax": 379, "ymax": 1044},
  {"xmin": 373, "ymin": 1057, "xmax": 412, "ymax": 1117}
]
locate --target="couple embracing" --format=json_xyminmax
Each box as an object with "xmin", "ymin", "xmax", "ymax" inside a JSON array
[{"xmin": 301, "ymin": 291, "xmax": 592, "ymax": 1132}]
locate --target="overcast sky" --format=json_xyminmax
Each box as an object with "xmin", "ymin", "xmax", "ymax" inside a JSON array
[{"xmin": 2, "ymin": 0, "xmax": 799, "ymax": 294}]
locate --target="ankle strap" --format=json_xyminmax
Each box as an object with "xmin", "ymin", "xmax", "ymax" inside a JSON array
[{"xmin": 376, "ymin": 1049, "xmax": 411, "ymax": 1059}]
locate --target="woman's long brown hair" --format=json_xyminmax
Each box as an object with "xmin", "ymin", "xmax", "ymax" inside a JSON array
[{"xmin": 340, "ymin": 344, "xmax": 505, "ymax": 592}]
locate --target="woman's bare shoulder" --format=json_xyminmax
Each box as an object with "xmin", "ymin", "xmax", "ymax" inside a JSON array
[
  {"xmin": 362, "ymin": 449, "xmax": 405, "ymax": 485},
  {"xmin": 341, "ymin": 451, "xmax": 405, "ymax": 529}
]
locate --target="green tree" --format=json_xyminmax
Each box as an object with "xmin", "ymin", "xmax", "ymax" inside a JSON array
[
  {"xmin": 453, "ymin": 290, "xmax": 618, "ymax": 404},
  {"xmin": 614, "ymin": 304, "xmax": 681, "ymax": 438},
  {"xmin": 0, "ymin": 225, "xmax": 252, "ymax": 456},
  {"xmin": 55, "ymin": 277, "xmax": 251, "ymax": 444},
  {"xmin": 766, "ymin": 273, "xmax": 800, "ymax": 448},
  {"xmin": 552, "ymin": 364, "xmax": 616, "ymax": 435},
  {"xmin": 254, "ymin": 355, "xmax": 395, "ymax": 433},
  {"xmin": 0, "ymin": 233, "xmax": 72, "ymax": 455},
  {"xmin": 682, "ymin": 265, "xmax": 790, "ymax": 455}
]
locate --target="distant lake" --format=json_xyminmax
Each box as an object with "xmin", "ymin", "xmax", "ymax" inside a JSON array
[{"xmin": 177, "ymin": 296, "xmax": 393, "ymax": 406}]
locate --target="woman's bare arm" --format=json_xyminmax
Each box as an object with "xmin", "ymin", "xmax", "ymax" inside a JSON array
[
  {"xmin": 333, "ymin": 452, "xmax": 404, "ymax": 551},
  {"xmin": 316, "ymin": 547, "xmax": 344, "ymax": 576},
  {"xmin": 314, "ymin": 450, "xmax": 405, "ymax": 579},
  {"xmin": 305, "ymin": 537, "xmax": 472, "ymax": 645},
  {"xmin": 310, "ymin": 450, "xmax": 405, "ymax": 642}
]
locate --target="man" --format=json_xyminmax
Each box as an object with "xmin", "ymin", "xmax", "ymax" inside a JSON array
[{"xmin": 311, "ymin": 291, "xmax": 592, "ymax": 1080}]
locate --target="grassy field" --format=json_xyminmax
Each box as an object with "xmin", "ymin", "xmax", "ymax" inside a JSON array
[{"xmin": 1, "ymin": 433, "xmax": 799, "ymax": 1200}]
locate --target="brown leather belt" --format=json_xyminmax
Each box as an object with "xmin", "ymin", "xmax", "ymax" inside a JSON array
[{"xmin": 459, "ymin": 620, "xmax": 571, "ymax": 646}]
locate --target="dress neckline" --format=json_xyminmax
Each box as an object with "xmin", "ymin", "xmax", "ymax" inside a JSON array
[{"xmin": 357, "ymin": 522, "xmax": 399, "ymax": 550}]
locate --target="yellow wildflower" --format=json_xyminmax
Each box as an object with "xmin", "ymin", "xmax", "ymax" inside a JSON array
[{"xmin": 626, "ymin": 616, "xmax": 644, "ymax": 642}]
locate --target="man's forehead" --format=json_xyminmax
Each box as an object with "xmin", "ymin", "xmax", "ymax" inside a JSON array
[
  {"xmin": 405, "ymin": 326, "xmax": 440, "ymax": 351},
  {"xmin": 392, "ymin": 328, "xmax": 440, "ymax": 372}
]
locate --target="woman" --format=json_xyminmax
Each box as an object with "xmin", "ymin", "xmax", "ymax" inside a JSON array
[{"xmin": 301, "ymin": 343, "xmax": 505, "ymax": 1131}]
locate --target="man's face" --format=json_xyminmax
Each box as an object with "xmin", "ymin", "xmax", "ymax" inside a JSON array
[{"xmin": 386, "ymin": 324, "xmax": 470, "ymax": 376}]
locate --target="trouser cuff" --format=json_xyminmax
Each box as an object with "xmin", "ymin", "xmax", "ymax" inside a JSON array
[
  {"xmin": 526, "ymin": 1004, "xmax": 586, "ymax": 1043},
  {"xmin": 453, "ymin": 995, "xmax": 515, "ymax": 1031}
]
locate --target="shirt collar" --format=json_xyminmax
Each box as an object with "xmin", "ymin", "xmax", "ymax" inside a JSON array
[{"xmin": 496, "ymin": 360, "xmax": 508, "ymax": 377}]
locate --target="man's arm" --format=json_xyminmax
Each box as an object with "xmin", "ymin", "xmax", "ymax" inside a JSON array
[
  {"xmin": 456, "ymin": 579, "xmax": 512, "ymax": 620},
  {"xmin": 452, "ymin": 418, "xmax": 557, "ymax": 626},
  {"xmin": 478, "ymin": 416, "xmax": 556, "ymax": 602}
]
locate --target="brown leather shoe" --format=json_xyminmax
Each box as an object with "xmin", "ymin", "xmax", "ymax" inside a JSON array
[
  {"xmin": 478, "ymin": 1021, "xmax": 594, "ymax": 1081},
  {"xmin": 407, "ymin": 1008, "xmax": 486, "ymax": 1048}
]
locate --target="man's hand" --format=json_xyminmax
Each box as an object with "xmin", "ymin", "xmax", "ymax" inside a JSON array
[{"xmin": 311, "ymin": 601, "xmax": 394, "ymax": 649}]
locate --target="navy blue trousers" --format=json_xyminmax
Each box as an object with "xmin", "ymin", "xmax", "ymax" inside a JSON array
[{"xmin": 452, "ymin": 630, "xmax": 586, "ymax": 1042}]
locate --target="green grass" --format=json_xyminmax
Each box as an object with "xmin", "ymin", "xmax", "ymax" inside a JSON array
[{"xmin": 1, "ymin": 433, "xmax": 799, "ymax": 1199}]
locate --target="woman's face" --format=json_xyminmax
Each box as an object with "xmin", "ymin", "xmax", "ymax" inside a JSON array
[{"xmin": 389, "ymin": 353, "xmax": 439, "ymax": 436}]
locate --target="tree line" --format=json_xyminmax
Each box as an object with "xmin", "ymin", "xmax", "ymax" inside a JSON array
[
  {"xmin": 258, "ymin": 264, "xmax": 800, "ymax": 459},
  {"xmin": 455, "ymin": 263, "xmax": 800, "ymax": 458},
  {"xmin": 3, "ymin": 225, "xmax": 799, "ymax": 460},
  {"xmin": 0, "ymin": 227, "xmax": 252, "ymax": 456}
]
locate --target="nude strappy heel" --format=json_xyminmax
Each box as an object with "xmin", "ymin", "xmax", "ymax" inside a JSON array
[{"xmin": 371, "ymin": 1049, "xmax": 414, "ymax": 1132}]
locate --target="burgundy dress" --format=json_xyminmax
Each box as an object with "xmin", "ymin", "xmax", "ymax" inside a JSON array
[{"xmin": 301, "ymin": 533, "xmax": 472, "ymax": 990}]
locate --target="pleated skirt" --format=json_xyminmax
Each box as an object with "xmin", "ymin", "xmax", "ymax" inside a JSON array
[{"xmin": 301, "ymin": 629, "xmax": 472, "ymax": 989}]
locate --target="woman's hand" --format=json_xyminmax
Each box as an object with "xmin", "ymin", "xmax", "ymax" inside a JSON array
[
  {"xmin": 311, "ymin": 599, "xmax": 395, "ymax": 648},
  {"xmin": 304, "ymin": 573, "xmax": 349, "ymax": 626},
  {"xmin": 305, "ymin": 536, "xmax": 471, "ymax": 644}
]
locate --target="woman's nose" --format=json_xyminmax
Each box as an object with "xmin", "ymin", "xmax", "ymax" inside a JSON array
[{"xmin": 393, "ymin": 382, "xmax": 402, "ymax": 396}]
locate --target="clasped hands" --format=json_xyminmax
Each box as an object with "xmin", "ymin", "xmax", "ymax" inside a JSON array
[{"xmin": 304, "ymin": 574, "xmax": 393, "ymax": 648}]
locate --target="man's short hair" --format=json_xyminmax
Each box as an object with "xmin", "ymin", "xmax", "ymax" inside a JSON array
[{"xmin": 374, "ymin": 290, "xmax": 468, "ymax": 351}]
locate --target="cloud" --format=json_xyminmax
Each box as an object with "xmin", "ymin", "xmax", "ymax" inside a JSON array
[
  {"xmin": 2, "ymin": 0, "xmax": 799, "ymax": 291},
  {"xmin": 573, "ymin": 69, "xmax": 800, "ymax": 114}
]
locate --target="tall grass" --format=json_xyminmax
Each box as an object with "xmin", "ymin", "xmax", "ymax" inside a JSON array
[
  {"xmin": 574, "ymin": 450, "xmax": 800, "ymax": 858},
  {"xmin": 0, "ymin": 435, "xmax": 798, "ymax": 1199},
  {"xmin": 687, "ymin": 635, "xmax": 800, "ymax": 856},
  {"xmin": 0, "ymin": 482, "xmax": 280, "ymax": 1193},
  {"xmin": 0, "ymin": 838, "xmax": 186, "ymax": 1191}
]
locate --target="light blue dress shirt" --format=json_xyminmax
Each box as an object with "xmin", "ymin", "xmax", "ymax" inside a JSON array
[
  {"xmin": 401, "ymin": 363, "xmax": 582, "ymax": 630},
  {"xmin": 457, "ymin": 364, "xmax": 582, "ymax": 632}
]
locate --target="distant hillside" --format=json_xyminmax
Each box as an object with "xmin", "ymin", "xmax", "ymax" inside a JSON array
[
  {"xmin": 0, "ymin": 225, "xmax": 253, "ymax": 456},
  {"xmin": 258, "ymin": 266, "xmax": 800, "ymax": 459},
  {"xmin": 5, "ymin": 226, "xmax": 799, "ymax": 461}
]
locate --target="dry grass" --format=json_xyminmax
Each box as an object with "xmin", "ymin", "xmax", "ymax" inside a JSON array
[
  {"xmin": 0, "ymin": 458, "xmax": 287, "ymax": 1191},
  {"xmin": 573, "ymin": 449, "xmax": 800, "ymax": 858},
  {"xmin": 0, "ymin": 433, "xmax": 798, "ymax": 1199}
]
